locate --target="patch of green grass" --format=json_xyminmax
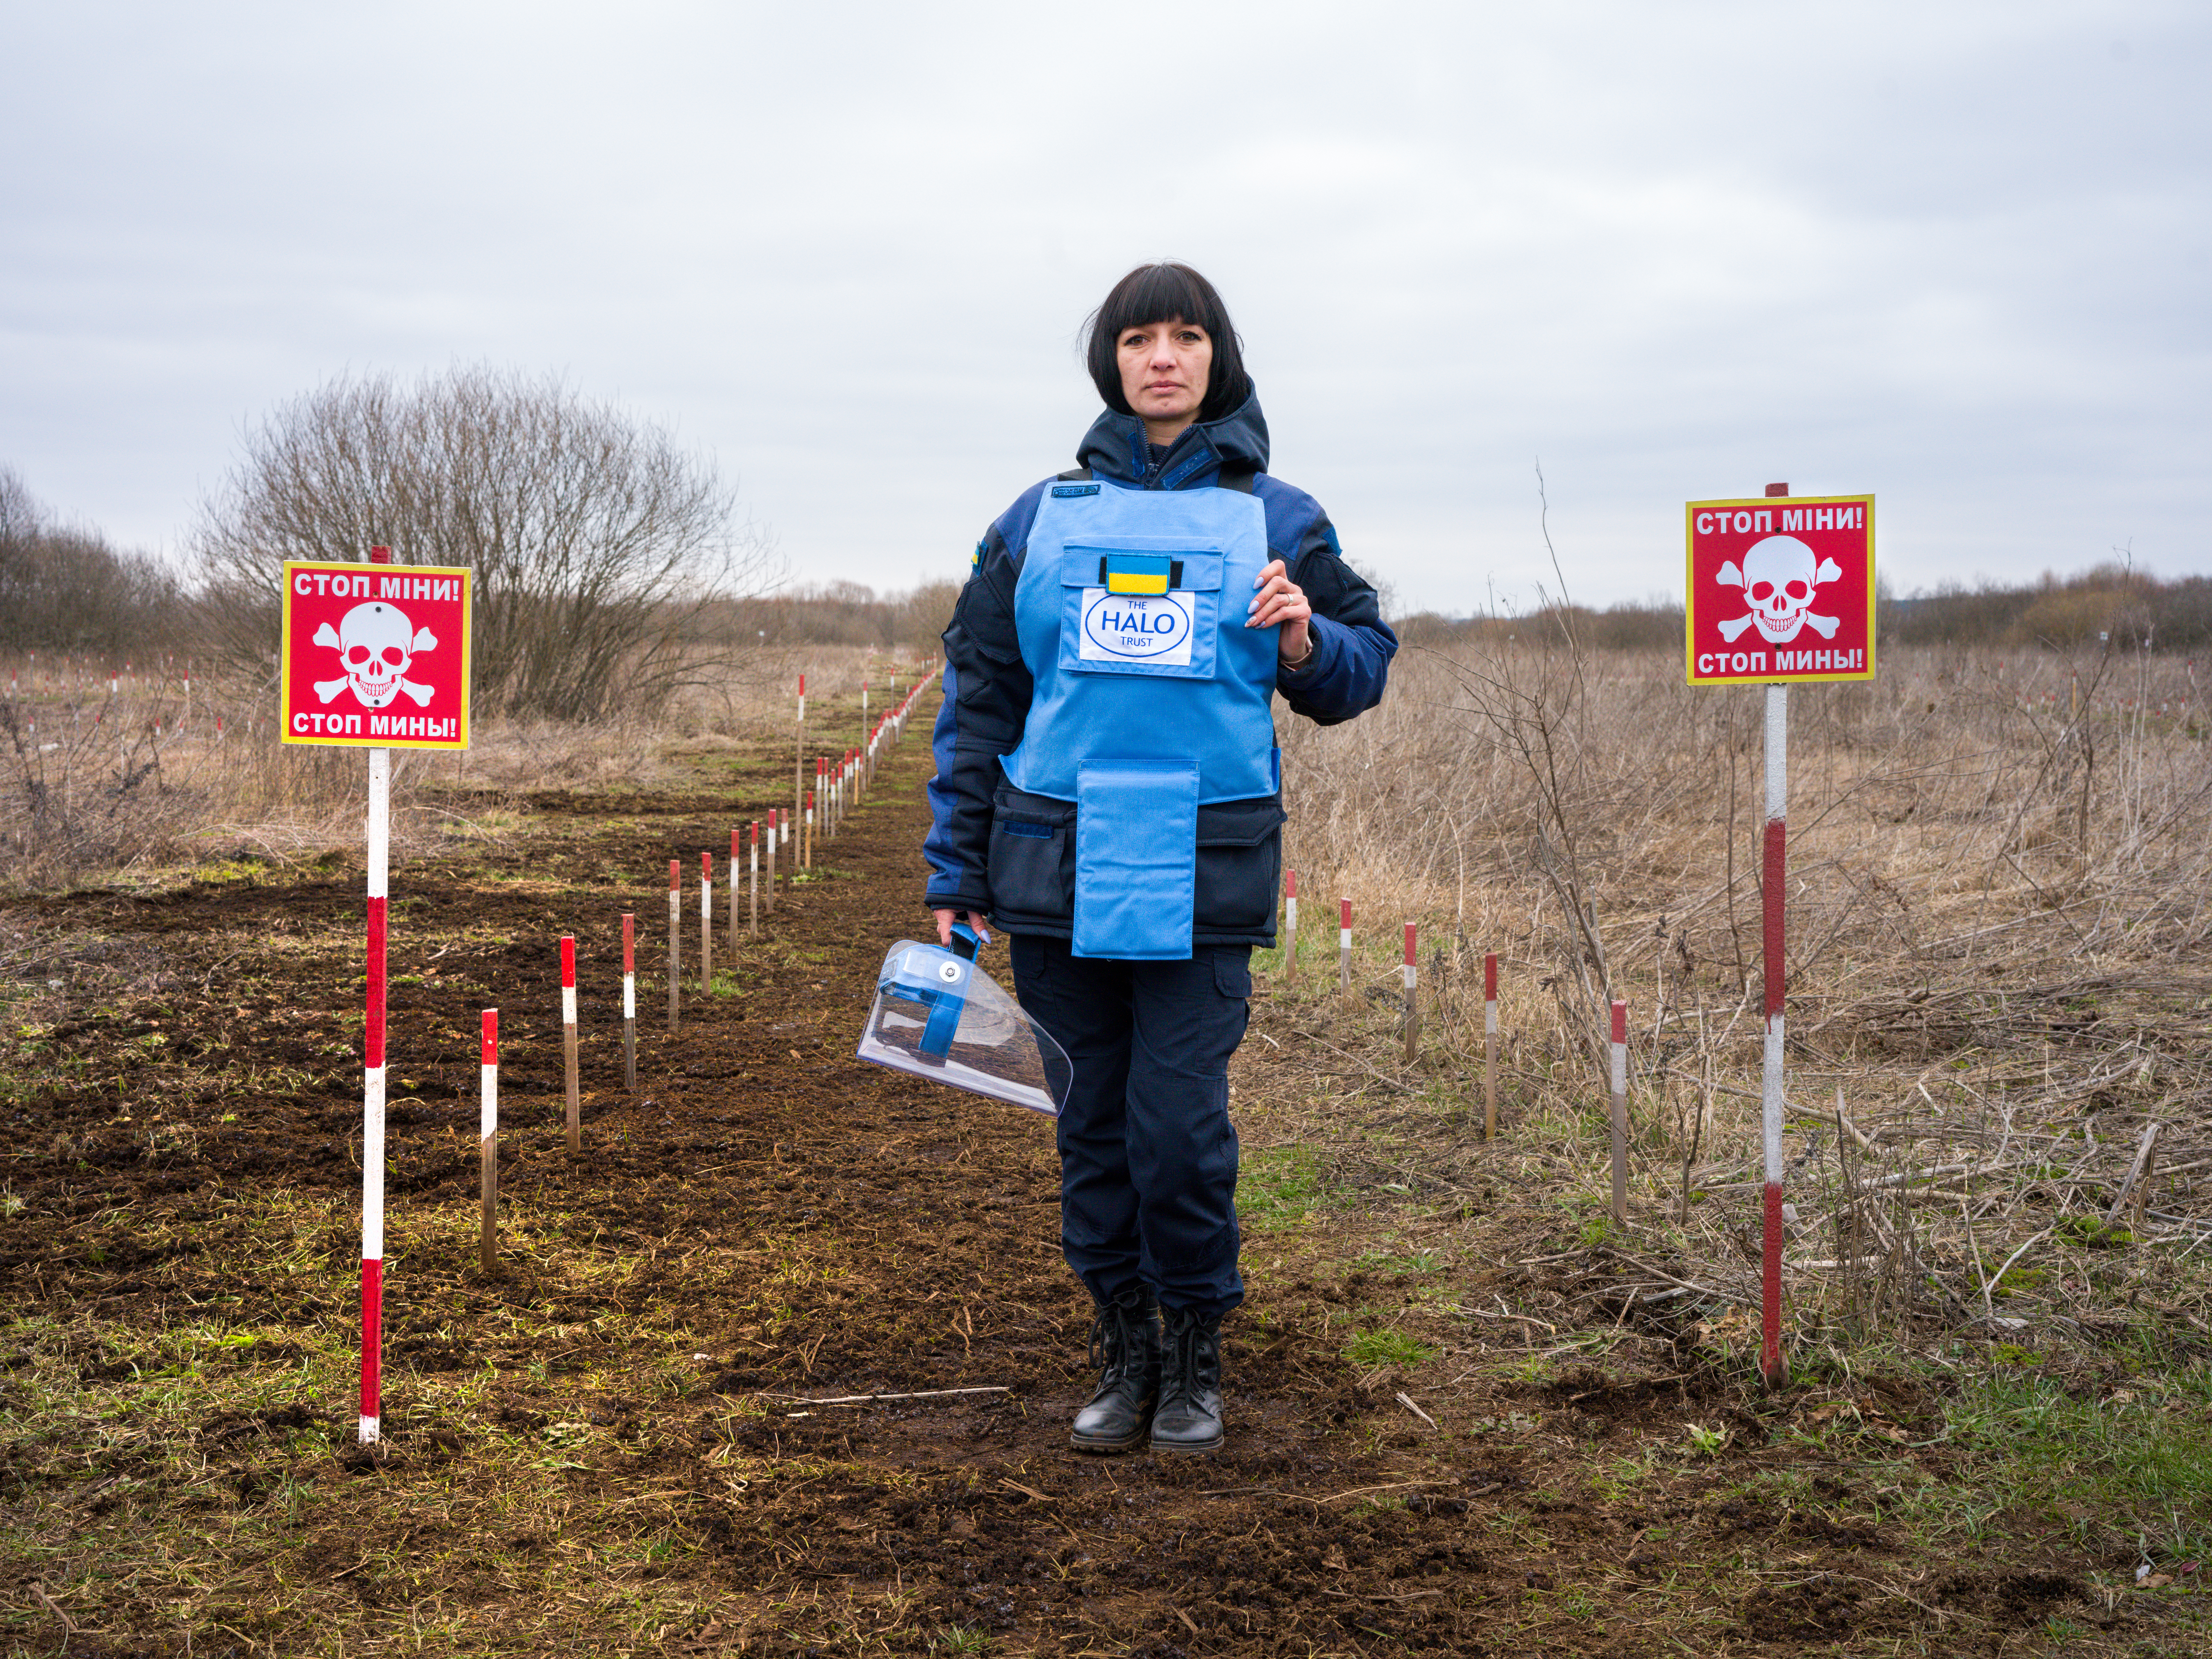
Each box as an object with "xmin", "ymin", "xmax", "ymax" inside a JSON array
[
  {"xmin": 1239, "ymin": 1145, "xmax": 1328, "ymax": 1232},
  {"xmin": 1341, "ymin": 1327, "xmax": 1436, "ymax": 1368},
  {"xmin": 1351, "ymin": 1247, "xmax": 1443, "ymax": 1275},
  {"xmin": 1929, "ymin": 1365, "xmax": 2212, "ymax": 1559}
]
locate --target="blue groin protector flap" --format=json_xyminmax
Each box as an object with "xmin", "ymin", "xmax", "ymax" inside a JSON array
[
  {"xmin": 855, "ymin": 939, "xmax": 1073, "ymax": 1116},
  {"xmin": 1073, "ymin": 757, "xmax": 1200, "ymax": 960}
]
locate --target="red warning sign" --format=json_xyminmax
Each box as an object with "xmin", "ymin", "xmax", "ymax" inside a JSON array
[
  {"xmin": 1685, "ymin": 495, "xmax": 1874, "ymax": 686},
  {"xmin": 279, "ymin": 561, "xmax": 474, "ymax": 748}
]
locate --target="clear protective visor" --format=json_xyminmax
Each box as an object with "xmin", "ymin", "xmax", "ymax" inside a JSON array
[{"xmin": 854, "ymin": 934, "xmax": 1071, "ymax": 1116}]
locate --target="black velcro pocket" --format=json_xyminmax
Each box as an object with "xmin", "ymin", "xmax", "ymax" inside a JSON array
[
  {"xmin": 987, "ymin": 786, "xmax": 1076, "ymax": 925},
  {"xmin": 1194, "ymin": 795, "xmax": 1286, "ymax": 935}
]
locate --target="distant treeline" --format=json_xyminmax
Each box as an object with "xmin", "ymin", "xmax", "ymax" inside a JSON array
[
  {"xmin": 710, "ymin": 579, "xmax": 962, "ymax": 651},
  {"xmin": 0, "ymin": 467, "xmax": 184, "ymax": 657},
  {"xmin": 1395, "ymin": 564, "xmax": 2212, "ymax": 653}
]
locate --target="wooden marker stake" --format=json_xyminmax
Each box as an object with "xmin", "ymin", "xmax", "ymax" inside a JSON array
[
  {"xmin": 479, "ymin": 1009, "xmax": 499, "ymax": 1272},
  {"xmin": 764, "ymin": 810, "xmax": 778, "ymax": 912},
  {"xmin": 1402, "ymin": 923, "xmax": 1420, "ymax": 1064},
  {"xmin": 795, "ymin": 674, "xmax": 806, "ymax": 868},
  {"xmin": 749, "ymin": 821, "xmax": 760, "ymax": 934},
  {"xmin": 561, "ymin": 935, "xmax": 580, "ymax": 1154},
  {"xmin": 728, "ymin": 830, "xmax": 741, "ymax": 958},
  {"xmin": 1338, "ymin": 899, "xmax": 1353, "ymax": 999},
  {"xmin": 1282, "ymin": 870, "xmax": 1299, "ymax": 982},
  {"xmin": 1609, "ymin": 998, "xmax": 1629, "ymax": 1225},
  {"xmin": 1484, "ymin": 952, "xmax": 1499, "ymax": 1142},
  {"xmin": 666, "ymin": 859, "xmax": 681, "ymax": 1034},
  {"xmin": 621, "ymin": 913, "xmax": 637, "ymax": 1091},
  {"xmin": 700, "ymin": 851, "xmax": 714, "ymax": 994}
]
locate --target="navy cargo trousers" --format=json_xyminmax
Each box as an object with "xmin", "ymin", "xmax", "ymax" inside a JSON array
[{"xmin": 1009, "ymin": 935, "xmax": 1251, "ymax": 1318}]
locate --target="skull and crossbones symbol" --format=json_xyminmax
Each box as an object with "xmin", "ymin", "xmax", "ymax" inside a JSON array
[
  {"xmin": 312, "ymin": 602, "xmax": 439, "ymax": 708},
  {"xmin": 1716, "ymin": 535, "xmax": 1844, "ymax": 644}
]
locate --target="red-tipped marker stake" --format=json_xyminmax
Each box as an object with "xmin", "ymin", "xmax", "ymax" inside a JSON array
[
  {"xmin": 1283, "ymin": 870, "xmax": 1299, "ymax": 982},
  {"xmin": 480, "ymin": 1009, "xmax": 499, "ymax": 1272},
  {"xmin": 1609, "ymin": 998, "xmax": 1629, "ymax": 1225},
  {"xmin": 561, "ymin": 935, "xmax": 580, "ymax": 1153},
  {"xmin": 1402, "ymin": 923, "xmax": 1420, "ymax": 1064},
  {"xmin": 1338, "ymin": 899, "xmax": 1353, "ymax": 998},
  {"xmin": 621, "ymin": 913, "xmax": 637, "ymax": 1091},
  {"xmin": 794, "ymin": 674, "xmax": 806, "ymax": 880},
  {"xmin": 764, "ymin": 810, "xmax": 778, "ymax": 912},
  {"xmin": 1760, "ymin": 683, "xmax": 1789, "ymax": 1388},
  {"xmin": 1484, "ymin": 952, "xmax": 1500, "ymax": 1142},
  {"xmin": 749, "ymin": 821, "xmax": 760, "ymax": 934},
  {"xmin": 700, "ymin": 852, "xmax": 714, "ymax": 994},
  {"xmin": 667, "ymin": 859, "xmax": 682, "ymax": 1034},
  {"xmin": 727, "ymin": 830, "xmax": 741, "ymax": 958}
]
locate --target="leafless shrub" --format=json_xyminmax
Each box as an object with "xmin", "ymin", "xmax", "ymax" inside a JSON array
[{"xmin": 189, "ymin": 365, "xmax": 777, "ymax": 722}]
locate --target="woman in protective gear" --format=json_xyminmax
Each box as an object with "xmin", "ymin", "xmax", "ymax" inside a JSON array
[{"xmin": 923, "ymin": 263, "xmax": 1396, "ymax": 1453}]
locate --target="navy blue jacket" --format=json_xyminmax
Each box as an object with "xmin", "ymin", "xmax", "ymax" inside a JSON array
[{"xmin": 924, "ymin": 390, "xmax": 1397, "ymax": 945}]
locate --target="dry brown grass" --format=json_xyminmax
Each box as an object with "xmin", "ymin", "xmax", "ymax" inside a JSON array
[
  {"xmin": 1264, "ymin": 638, "xmax": 2212, "ymax": 1357},
  {"xmin": 0, "ymin": 645, "xmax": 939, "ymax": 892}
]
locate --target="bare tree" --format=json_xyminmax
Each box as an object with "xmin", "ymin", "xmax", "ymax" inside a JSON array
[
  {"xmin": 190, "ymin": 367, "xmax": 775, "ymax": 720},
  {"xmin": 0, "ymin": 465, "xmax": 186, "ymax": 657}
]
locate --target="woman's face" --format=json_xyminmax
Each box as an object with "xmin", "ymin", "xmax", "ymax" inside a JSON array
[{"xmin": 1117, "ymin": 316, "xmax": 1212, "ymax": 433}]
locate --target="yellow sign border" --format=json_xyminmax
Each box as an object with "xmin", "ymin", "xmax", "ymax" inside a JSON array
[
  {"xmin": 1684, "ymin": 494, "xmax": 1876, "ymax": 687},
  {"xmin": 279, "ymin": 560, "xmax": 475, "ymax": 749}
]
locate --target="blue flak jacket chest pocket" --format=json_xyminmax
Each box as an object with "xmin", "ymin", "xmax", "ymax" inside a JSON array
[{"xmin": 1059, "ymin": 545, "xmax": 1225, "ymax": 681}]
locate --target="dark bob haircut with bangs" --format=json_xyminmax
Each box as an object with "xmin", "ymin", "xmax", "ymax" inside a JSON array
[{"xmin": 1083, "ymin": 263, "xmax": 1252, "ymax": 424}]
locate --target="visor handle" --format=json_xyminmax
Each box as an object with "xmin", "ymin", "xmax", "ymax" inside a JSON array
[{"xmin": 949, "ymin": 921, "xmax": 981, "ymax": 961}]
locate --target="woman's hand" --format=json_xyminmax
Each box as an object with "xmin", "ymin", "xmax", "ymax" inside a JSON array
[
  {"xmin": 933, "ymin": 909, "xmax": 993, "ymax": 947},
  {"xmin": 1248, "ymin": 558, "xmax": 1313, "ymax": 667}
]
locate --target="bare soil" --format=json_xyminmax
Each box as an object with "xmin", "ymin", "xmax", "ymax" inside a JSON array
[{"xmin": 0, "ymin": 704, "xmax": 2190, "ymax": 1655}]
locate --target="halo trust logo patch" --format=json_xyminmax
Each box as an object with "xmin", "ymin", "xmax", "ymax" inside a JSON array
[{"xmin": 1078, "ymin": 590, "xmax": 1196, "ymax": 666}]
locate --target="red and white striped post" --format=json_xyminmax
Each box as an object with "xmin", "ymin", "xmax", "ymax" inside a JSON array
[
  {"xmin": 561, "ymin": 935, "xmax": 580, "ymax": 1154},
  {"xmin": 1338, "ymin": 899, "xmax": 1353, "ymax": 998},
  {"xmin": 1484, "ymin": 952, "xmax": 1500, "ymax": 1142},
  {"xmin": 621, "ymin": 913, "xmax": 637, "ymax": 1091},
  {"xmin": 739, "ymin": 831, "xmax": 756, "ymax": 960},
  {"xmin": 699, "ymin": 851, "xmax": 714, "ymax": 994},
  {"xmin": 794, "ymin": 674, "xmax": 806, "ymax": 867},
  {"xmin": 749, "ymin": 821, "xmax": 761, "ymax": 934},
  {"xmin": 666, "ymin": 859, "xmax": 681, "ymax": 1034},
  {"xmin": 1282, "ymin": 870, "xmax": 1299, "ymax": 982},
  {"xmin": 359, "ymin": 741, "xmax": 389, "ymax": 1444},
  {"xmin": 1759, "ymin": 681, "xmax": 1789, "ymax": 1388},
  {"xmin": 806, "ymin": 784, "xmax": 817, "ymax": 867},
  {"xmin": 764, "ymin": 809, "xmax": 778, "ymax": 912},
  {"xmin": 1609, "ymin": 998, "xmax": 1629, "ymax": 1225},
  {"xmin": 354, "ymin": 543, "xmax": 400, "ymax": 1446},
  {"xmin": 1402, "ymin": 922, "xmax": 1420, "ymax": 1063},
  {"xmin": 479, "ymin": 1009, "xmax": 499, "ymax": 1272}
]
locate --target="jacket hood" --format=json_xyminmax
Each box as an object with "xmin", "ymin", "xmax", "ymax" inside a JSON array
[{"xmin": 1075, "ymin": 386, "xmax": 1271, "ymax": 489}]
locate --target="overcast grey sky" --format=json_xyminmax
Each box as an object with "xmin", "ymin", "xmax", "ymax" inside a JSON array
[{"xmin": 3, "ymin": 1, "xmax": 2205, "ymax": 612}]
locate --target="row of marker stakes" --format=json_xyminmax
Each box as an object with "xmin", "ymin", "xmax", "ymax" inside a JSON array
[
  {"xmin": 465, "ymin": 673, "xmax": 932, "ymax": 1269},
  {"xmin": 1284, "ymin": 867, "xmax": 1634, "ymax": 1216},
  {"xmin": 1281, "ymin": 868, "xmax": 1564, "ymax": 1152}
]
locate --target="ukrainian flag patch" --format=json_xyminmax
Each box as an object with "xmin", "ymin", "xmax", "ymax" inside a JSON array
[{"xmin": 1101, "ymin": 552, "xmax": 1172, "ymax": 596}]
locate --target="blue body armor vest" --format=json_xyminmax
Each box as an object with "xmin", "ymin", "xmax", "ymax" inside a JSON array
[{"xmin": 1002, "ymin": 480, "xmax": 1280, "ymax": 960}]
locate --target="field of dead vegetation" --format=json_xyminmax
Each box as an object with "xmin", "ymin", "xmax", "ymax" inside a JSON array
[{"xmin": 1, "ymin": 644, "xmax": 2208, "ymax": 1656}]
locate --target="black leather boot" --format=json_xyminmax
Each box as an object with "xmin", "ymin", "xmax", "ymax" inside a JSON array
[
  {"xmin": 1070, "ymin": 1286, "xmax": 1160, "ymax": 1453},
  {"xmin": 1152, "ymin": 1305, "xmax": 1224, "ymax": 1453}
]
